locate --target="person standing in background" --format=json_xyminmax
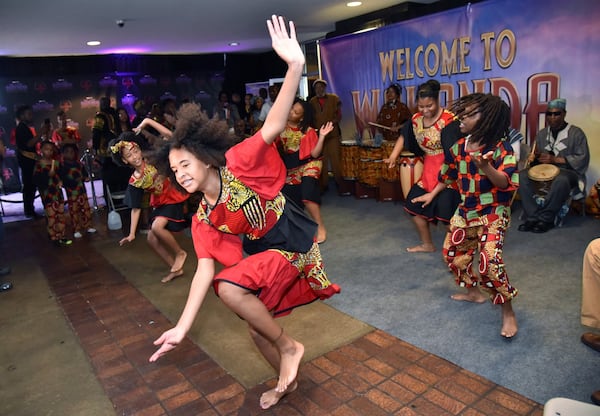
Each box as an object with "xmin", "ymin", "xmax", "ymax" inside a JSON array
[
  {"xmin": 52, "ymin": 110, "xmax": 81, "ymax": 147},
  {"xmin": 0, "ymin": 138, "xmax": 12, "ymax": 292},
  {"xmin": 15, "ymin": 105, "xmax": 41, "ymax": 219},
  {"xmin": 310, "ymin": 79, "xmax": 342, "ymax": 192}
]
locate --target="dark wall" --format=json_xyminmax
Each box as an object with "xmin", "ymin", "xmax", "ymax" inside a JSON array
[{"xmin": 0, "ymin": 52, "xmax": 284, "ymax": 146}]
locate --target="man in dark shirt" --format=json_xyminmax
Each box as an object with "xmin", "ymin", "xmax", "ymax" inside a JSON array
[{"xmin": 15, "ymin": 105, "xmax": 40, "ymax": 218}]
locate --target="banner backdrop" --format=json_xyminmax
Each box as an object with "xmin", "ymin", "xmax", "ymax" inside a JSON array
[{"xmin": 319, "ymin": 0, "xmax": 599, "ymax": 180}]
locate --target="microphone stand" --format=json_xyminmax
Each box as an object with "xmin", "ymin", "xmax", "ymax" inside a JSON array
[{"xmin": 80, "ymin": 148, "xmax": 99, "ymax": 211}]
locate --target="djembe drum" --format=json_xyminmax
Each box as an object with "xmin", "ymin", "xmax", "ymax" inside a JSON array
[
  {"xmin": 399, "ymin": 151, "xmax": 423, "ymax": 199},
  {"xmin": 358, "ymin": 145, "xmax": 383, "ymax": 187},
  {"xmin": 380, "ymin": 140, "xmax": 400, "ymax": 181},
  {"xmin": 340, "ymin": 140, "xmax": 360, "ymax": 180},
  {"xmin": 528, "ymin": 163, "xmax": 560, "ymax": 196}
]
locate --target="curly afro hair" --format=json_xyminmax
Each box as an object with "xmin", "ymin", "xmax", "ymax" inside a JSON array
[{"xmin": 151, "ymin": 103, "xmax": 236, "ymax": 193}]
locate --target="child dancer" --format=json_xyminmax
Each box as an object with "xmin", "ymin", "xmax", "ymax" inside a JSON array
[
  {"xmin": 276, "ymin": 97, "xmax": 333, "ymax": 243},
  {"xmin": 32, "ymin": 141, "xmax": 72, "ymax": 246},
  {"xmin": 59, "ymin": 143, "xmax": 96, "ymax": 238},
  {"xmin": 148, "ymin": 16, "xmax": 341, "ymax": 409},
  {"xmin": 416, "ymin": 93, "xmax": 519, "ymax": 338},
  {"xmin": 109, "ymin": 132, "xmax": 189, "ymax": 283}
]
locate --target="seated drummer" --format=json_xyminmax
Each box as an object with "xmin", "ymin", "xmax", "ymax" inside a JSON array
[{"xmin": 518, "ymin": 98, "xmax": 589, "ymax": 233}]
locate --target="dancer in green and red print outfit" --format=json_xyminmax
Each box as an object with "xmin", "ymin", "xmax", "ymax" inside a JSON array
[
  {"xmin": 276, "ymin": 97, "xmax": 333, "ymax": 243},
  {"xmin": 417, "ymin": 93, "xmax": 519, "ymax": 338},
  {"xmin": 148, "ymin": 16, "xmax": 341, "ymax": 409},
  {"xmin": 33, "ymin": 141, "xmax": 72, "ymax": 246},
  {"xmin": 59, "ymin": 143, "xmax": 96, "ymax": 239}
]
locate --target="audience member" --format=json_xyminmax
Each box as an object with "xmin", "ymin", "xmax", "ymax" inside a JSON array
[
  {"xmin": 309, "ymin": 79, "xmax": 342, "ymax": 192},
  {"xmin": 161, "ymin": 98, "xmax": 178, "ymax": 131},
  {"xmin": 238, "ymin": 93, "xmax": 254, "ymax": 129},
  {"xmin": 92, "ymin": 96, "xmax": 132, "ymax": 199},
  {"xmin": 256, "ymin": 85, "xmax": 279, "ymax": 131},
  {"xmin": 250, "ymin": 95, "xmax": 265, "ymax": 133},
  {"xmin": 14, "ymin": 105, "xmax": 41, "ymax": 218},
  {"xmin": 212, "ymin": 91, "xmax": 240, "ymax": 129},
  {"xmin": 518, "ymin": 98, "xmax": 589, "ymax": 233},
  {"xmin": 52, "ymin": 110, "xmax": 81, "ymax": 147},
  {"xmin": 0, "ymin": 139, "xmax": 12, "ymax": 292},
  {"xmin": 131, "ymin": 99, "xmax": 148, "ymax": 128},
  {"xmin": 115, "ymin": 107, "xmax": 133, "ymax": 135},
  {"xmin": 233, "ymin": 119, "xmax": 250, "ymax": 143},
  {"xmin": 581, "ymin": 238, "xmax": 600, "ymax": 405}
]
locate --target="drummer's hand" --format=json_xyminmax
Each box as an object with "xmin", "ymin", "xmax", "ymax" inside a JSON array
[
  {"xmin": 537, "ymin": 152, "xmax": 553, "ymax": 164},
  {"xmin": 383, "ymin": 158, "xmax": 396, "ymax": 169},
  {"xmin": 412, "ymin": 192, "xmax": 434, "ymax": 208}
]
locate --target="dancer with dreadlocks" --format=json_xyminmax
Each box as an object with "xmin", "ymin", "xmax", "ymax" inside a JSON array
[
  {"xmin": 148, "ymin": 16, "xmax": 340, "ymax": 409},
  {"xmin": 415, "ymin": 93, "xmax": 519, "ymax": 338}
]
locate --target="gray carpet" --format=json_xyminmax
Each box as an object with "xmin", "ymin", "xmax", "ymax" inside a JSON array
[{"xmin": 318, "ymin": 185, "xmax": 600, "ymax": 405}]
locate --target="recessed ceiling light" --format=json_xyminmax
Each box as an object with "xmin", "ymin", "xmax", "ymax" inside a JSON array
[
  {"xmin": 229, "ymin": 42, "xmax": 240, "ymax": 46},
  {"xmin": 347, "ymin": 1, "xmax": 362, "ymax": 6},
  {"xmin": 87, "ymin": 41, "xmax": 101, "ymax": 46}
]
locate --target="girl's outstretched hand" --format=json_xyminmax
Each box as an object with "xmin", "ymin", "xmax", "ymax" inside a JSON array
[
  {"xmin": 266, "ymin": 15, "xmax": 304, "ymax": 67},
  {"xmin": 149, "ymin": 326, "xmax": 186, "ymax": 362}
]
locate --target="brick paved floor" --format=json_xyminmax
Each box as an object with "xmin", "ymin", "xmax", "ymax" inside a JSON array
[{"xmin": 10, "ymin": 218, "xmax": 544, "ymax": 416}]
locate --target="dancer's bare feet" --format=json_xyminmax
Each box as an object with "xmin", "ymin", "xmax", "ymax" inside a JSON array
[
  {"xmin": 451, "ymin": 287, "xmax": 487, "ymax": 303},
  {"xmin": 317, "ymin": 226, "xmax": 327, "ymax": 244},
  {"xmin": 501, "ymin": 303, "xmax": 518, "ymax": 338},
  {"xmin": 161, "ymin": 269, "xmax": 183, "ymax": 283},
  {"xmin": 170, "ymin": 250, "xmax": 187, "ymax": 273},
  {"xmin": 260, "ymin": 380, "xmax": 298, "ymax": 409},
  {"xmin": 276, "ymin": 338, "xmax": 304, "ymax": 393},
  {"xmin": 406, "ymin": 243, "xmax": 435, "ymax": 253}
]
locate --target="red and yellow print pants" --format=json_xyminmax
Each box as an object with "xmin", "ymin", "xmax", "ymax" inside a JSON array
[
  {"xmin": 442, "ymin": 214, "xmax": 517, "ymax": 304},
  {"xmin": 67, "ymin": 194, "xmax": 92, "ymax": 232},
  {"xmin": 44, "ymin": 200, "xmax": 67, "ymax": 241}
]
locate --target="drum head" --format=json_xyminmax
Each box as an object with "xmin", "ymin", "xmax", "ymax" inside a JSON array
[{"xmin": 528, "ymin": 163, "xmax": 560, "ymax": 181}]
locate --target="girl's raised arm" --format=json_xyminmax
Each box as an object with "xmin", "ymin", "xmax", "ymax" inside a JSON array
[{"xmin": 260, "ymin": 16, "xmax": 305, "ymax": 145}]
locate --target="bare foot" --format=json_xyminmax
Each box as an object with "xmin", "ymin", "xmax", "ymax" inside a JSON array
[
  {"xmin": 451, "ymin": 289, "xmax": 487, "ymax": 303},
  {"xmin": 260, "ymin": 380, "xmax": 298, "ymax": 409},
  {"xmin": 276, "ymin": 339, "xmax": 304, "ymax": 393},
  {"xmin": 161, "ymin": 269, "xmax": 183, "ymax": 283},
  {"xmin": 170, "ymin": 250, "xmax": 187, "ymax": 273},
  {"xmin": 317, "ymin": 226, "xmax": 327, "ymax": 244},
  {"xmin": 501, "ymin": 306, "xmax": 518, "ymax": 338},
  {"xmin": 406, "ymin": 243, "xmax": 435, "ymax": 253}
]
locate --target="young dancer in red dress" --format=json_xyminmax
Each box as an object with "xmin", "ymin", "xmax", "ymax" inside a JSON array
[{"xmin": 149, "ymin": 16, "xmax": 340, "ymax": 409}]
